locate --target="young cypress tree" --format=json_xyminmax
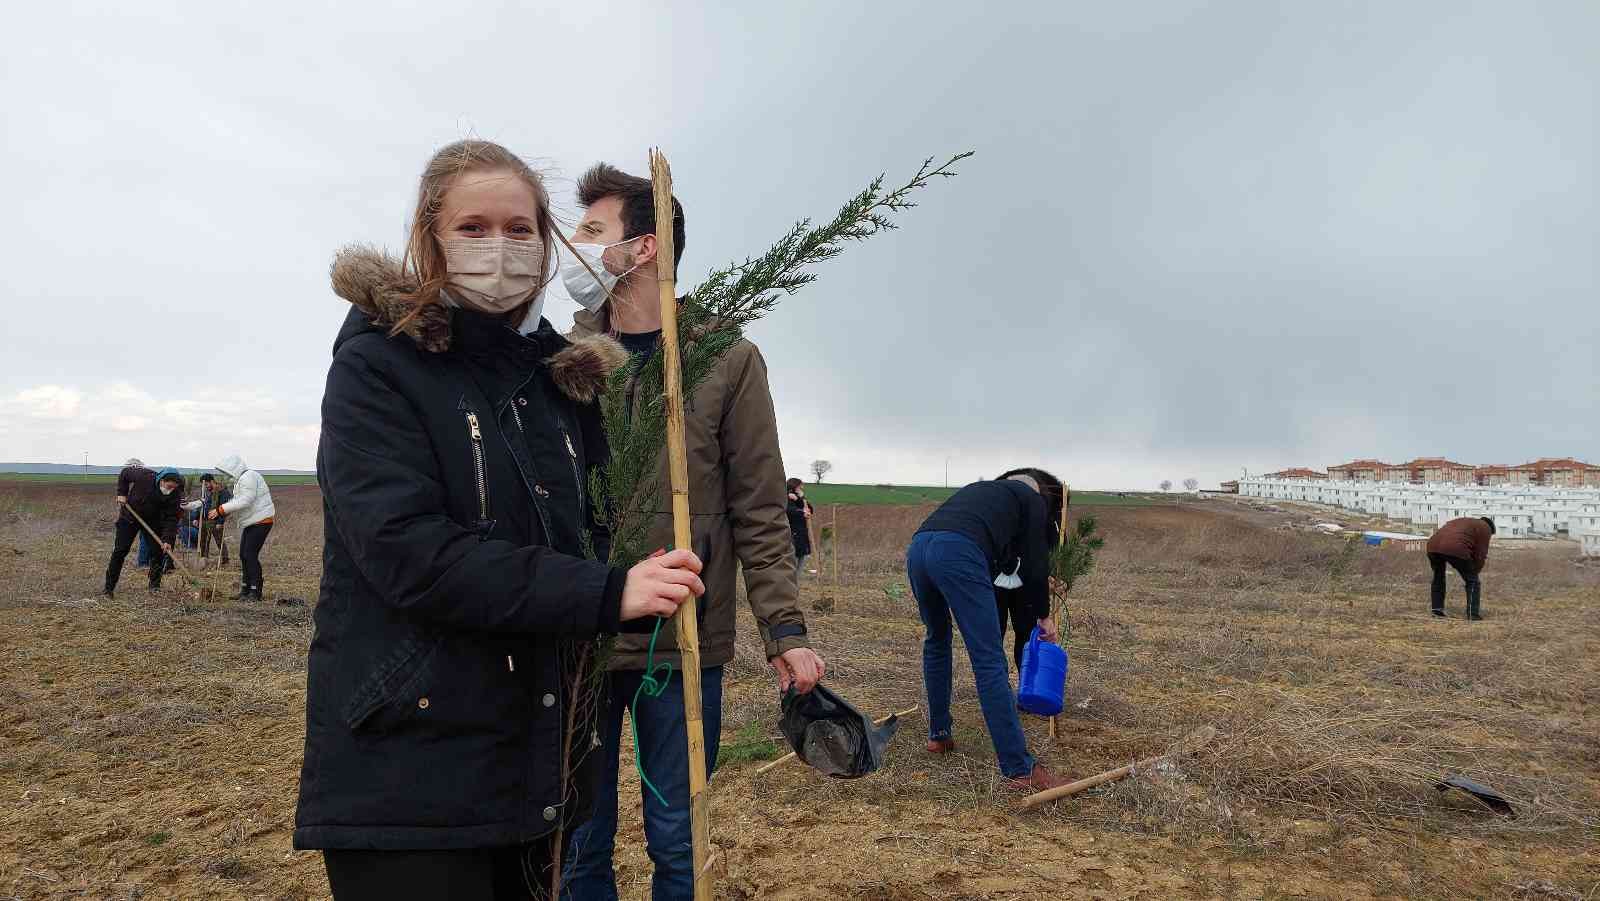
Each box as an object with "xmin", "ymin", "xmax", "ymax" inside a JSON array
[
  {"xmin": 1049, "ymin": 515, "xmax": 1105, "ymax": 641},
  {"xmin": 593, "ymin": 151, "xmax": 974, "ymax": 572}
]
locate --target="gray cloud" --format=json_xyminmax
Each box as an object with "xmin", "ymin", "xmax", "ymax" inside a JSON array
[{"xmin": 2, "ymin": 1, "xmax": 1594, "ymax": 489}]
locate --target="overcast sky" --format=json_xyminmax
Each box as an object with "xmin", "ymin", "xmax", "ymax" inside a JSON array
[{"xmin": 2, "ymin": 1, "xmax": 1594, "ymax": 489}]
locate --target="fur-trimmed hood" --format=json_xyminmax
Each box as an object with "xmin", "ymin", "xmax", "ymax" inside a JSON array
[{"xmin": 329, "ymin": 245, "xmax": 626, "ymax": 404}]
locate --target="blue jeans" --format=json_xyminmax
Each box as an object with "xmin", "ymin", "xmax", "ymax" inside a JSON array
[
  {"xmin": 906, "ymin": 531, "xmax": 1036, "ymax": 778},
  {"xmin": 137, "ymin": 531, "xmax": 154, "ymax": 567},
  {"xmin": 563, "ymin": 666, "xmax": 724, "ymax": 901}
]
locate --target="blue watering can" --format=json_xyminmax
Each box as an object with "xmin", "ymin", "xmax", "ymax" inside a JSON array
[{"xmin": 1017, "ymin": 626, "xmax": 1067, "ymax": 716}]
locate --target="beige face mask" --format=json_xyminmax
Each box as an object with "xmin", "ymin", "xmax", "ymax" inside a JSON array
[{"xmin": 440, "ymin": 236, "xmax": 546, "ymax": 313}]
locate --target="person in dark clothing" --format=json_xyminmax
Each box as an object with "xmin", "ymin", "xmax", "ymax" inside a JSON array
[
  {"xmin": 994, "ymin": 586, "xmax": 1032, "ymax": 672},
  {"xmin": 1427, "ymin": 516, "xmax": 1495, "ymax": 620},
  {"xmin": 787, "ymin": 477, "xmax": 814, "ymax": 575},
  {"xmin": 177, "ymin": 506, "xmax": 200, "ymax": 550},
  {"xmin": 184, "ymin": 473, "xmax": 230, "ymax": 564},
  {"xmin": 105, "ymin": 463, "xmax": 184, "ymax": 597},
  {"xmin": 907, "ymin": 469, "xmax": 1068, "ymax": 792},
  {"xmin": 295, "ymin": 140, "xmax": 706, "ymax": 899}
]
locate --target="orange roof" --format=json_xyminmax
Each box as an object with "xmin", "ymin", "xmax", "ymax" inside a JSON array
[
  {"xmin": 1329, "ymin": 459, "xmax": 1390, "ymax": 469},
  {"xmin": 1399, "ymin": 457, "xmax": 1473, "ymax": 468},
  {"xmin": 1512, "ymin": 457, "xmax": 1600, "ymax": 472}
]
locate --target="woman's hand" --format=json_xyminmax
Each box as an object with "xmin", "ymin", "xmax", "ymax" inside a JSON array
[
  {"xmin": 1036, "ymin": 617, "xmax": 1059, "ymax": 643},
  {"xmin": 620, "ymin": 549, "xmax": 705, "ymax": 621}
]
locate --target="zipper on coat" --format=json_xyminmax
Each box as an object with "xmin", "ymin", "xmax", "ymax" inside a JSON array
[
  {"xmin": 562, "ymin": 426, "xmax": 585, "ymax": 525},
  {"xmin": 465, "ymin": 411, "xmax": 493, "ymax": 540}
]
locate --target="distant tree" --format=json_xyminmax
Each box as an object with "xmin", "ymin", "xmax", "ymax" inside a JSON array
[
  {"xmin": 810, "ymin": 460, "xmax": 834, "ymax": 483},
  {"xmin": 1183, "ymin": 478, "xmax": 1199, "ymax": 492},
  {"xmin": 1159, "ymin": 480, "xmax": 1173, "ymax": 492}
]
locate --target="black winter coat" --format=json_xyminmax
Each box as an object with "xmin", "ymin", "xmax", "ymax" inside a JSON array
[
  {"xmin": 787, "ymin": 495, "xmax": 812, "ymax": 556},
  {"xmin": 116, "ymin": 465, "xmax": 181, "ymax": 542},
  {"xmin": 294, "ymin": 247, "xmax": 631, "ymax": 852}
]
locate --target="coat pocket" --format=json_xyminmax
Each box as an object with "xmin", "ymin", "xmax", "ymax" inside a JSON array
[{"xmin": 343, "ymin": 635, "xmax": 440, "ymax": 735}]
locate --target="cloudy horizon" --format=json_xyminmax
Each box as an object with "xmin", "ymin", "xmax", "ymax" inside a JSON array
[{"xmin": 2, "ymin": 1, "xmax": 1595, "ymax": 491}]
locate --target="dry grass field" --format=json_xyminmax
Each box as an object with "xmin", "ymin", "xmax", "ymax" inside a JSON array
[{"xmin": 2, "ymin": 481, "xmax": 1597, "ymax": 900}]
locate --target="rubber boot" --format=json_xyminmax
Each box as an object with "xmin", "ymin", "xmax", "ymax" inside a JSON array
[{"xmin": 1466, "ymin": 582, "xmax": 1482, "ymax": 621}]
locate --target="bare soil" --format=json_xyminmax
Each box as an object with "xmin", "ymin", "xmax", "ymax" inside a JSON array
[{"xmin": 2, "ymin": 482, "xmax": 1597, "ymax": 900}]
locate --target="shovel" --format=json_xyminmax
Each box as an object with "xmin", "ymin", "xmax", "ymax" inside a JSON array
[{"xmin": 120, "ymin": 501, "xmax": 204, "ymax": 594}]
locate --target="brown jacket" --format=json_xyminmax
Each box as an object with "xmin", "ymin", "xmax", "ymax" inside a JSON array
[
  {"xmin": 570, "ymin": 308, "xmax": 809, "ymax": 670},
  {"xmin": 1427, "ymin": 517, "xmax": 1492, "ymax": 571}
]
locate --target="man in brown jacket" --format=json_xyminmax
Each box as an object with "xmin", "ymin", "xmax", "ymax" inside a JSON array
[
  {"xmin": 560, "ymin": 163, "xmax": 825, "ymax": 901},
  {"xmin": 1426, "ymin": 516, "xmax": 1495, "ymax": 620}
]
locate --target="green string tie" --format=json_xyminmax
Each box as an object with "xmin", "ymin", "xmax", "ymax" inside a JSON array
[{"xmin": 630, "ymin": 613, "xmax": 675, "ymax": 808}]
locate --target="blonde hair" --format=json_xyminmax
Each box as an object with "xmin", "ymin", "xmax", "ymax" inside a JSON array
[{"xmin": 392, "ymin": 140, "xmax": 555, "ymax": 335}]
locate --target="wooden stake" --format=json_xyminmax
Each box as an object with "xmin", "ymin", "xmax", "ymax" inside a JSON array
[
  {"xmin": 831, "ymin": 504, "xmax": 841, "ymax": 596},
  {"xmin": 806, "ymin": 502, "xmax": 819, "ymax": 578},
  {"xmin": 754, "ymin": 705, "xmax": 919, "ymax": 776},
  {"xmin": 1049, "ymin": 483, "xmax": 1070, "ymax": 740},
  {"xmin": 1020, "ymin": 725, "xmax": 1215, "ymax": 809},
  {"xmin": 648, "ymin": 149, "xmax": 712, "ymax": 901}
]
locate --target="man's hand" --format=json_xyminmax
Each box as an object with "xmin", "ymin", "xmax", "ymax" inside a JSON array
[
  {"xmin": 160, "ymin": 542, "xmax": 172, "ymax": 554},
  {"xmin": 207, "ymin": 508, "xmax": 220, "ymax": 521},
  {"xmin": 771, "ymin": 647, "xmax": 826, "ymax": 694},
  {"xmin": 1036, "ymin": 617, "xmax": 1059, "ymax": 643},
  {"xmin": 115, "ymin": 496, "xmax": 127, "ymax": 505}
]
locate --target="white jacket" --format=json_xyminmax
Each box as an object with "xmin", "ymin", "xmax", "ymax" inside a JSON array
[{"xmin": 215, "ymin": 454, "xmax": 275, "ymax": 529}]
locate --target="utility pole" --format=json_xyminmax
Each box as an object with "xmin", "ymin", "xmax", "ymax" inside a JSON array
[
  {"xmin": 945, "ymin": 457, "xmax": 951, "ymax": 489},
  {"xmin": 83, "ymin": 451, "xmax": 88, "ymax": 481}
]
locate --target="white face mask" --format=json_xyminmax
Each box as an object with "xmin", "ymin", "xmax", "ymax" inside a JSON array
[
  {"xmin": 559, "ymin": 236, "xmax": 643, "ymax": 312},
  {"xmin": 440, "ymin": 236, "xmax": 546, "ymax": 314},
  {"xmin": 160, "ymin": 483, "xmax": 176, "ymax": 496}
]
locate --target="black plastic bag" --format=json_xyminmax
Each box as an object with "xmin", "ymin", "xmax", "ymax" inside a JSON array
[{"xmin": 778, "ymin": 685, "xmax": 899, "ymax": 778}]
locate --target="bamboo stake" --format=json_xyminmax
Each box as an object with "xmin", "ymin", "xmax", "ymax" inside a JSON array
[
  {"xmin": 1020, "ymin": 725, "xmax": 1215, "ymax": 809},
  {"xmin": 1049, "ymin": 483, "xmax": 1070, "ymax": 740},
  {"xmin": 805, "ymin": 501, "xmax": 819, "ymax": 577},
  {"xmin": 755, "ymin": 705, "xmax": 919, "ymax": 776},
  {"xmin": 120, "ymin": 501, "xmax": 200, "ymax": 585},
  {"xmin": 831, "ymin": 504, "xmax": 840, "ymax": 596},
  {"xmin": 648, "ymin": 148, "xmax": 712, "ymax": 901}
]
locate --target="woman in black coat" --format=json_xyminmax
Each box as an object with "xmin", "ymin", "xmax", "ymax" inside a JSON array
[
  {"xmin": 294, "ymin": 140, "xmax": 704, "ymax": 899},
  {"xmin": 786, "ymin": 477, "xmax": 814, "ymax": 573}
]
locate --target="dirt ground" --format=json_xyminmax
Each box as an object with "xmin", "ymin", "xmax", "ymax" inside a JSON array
[{"xmin": 2, "ymin": 482, "xmax": 1597, "ymax": 900}]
